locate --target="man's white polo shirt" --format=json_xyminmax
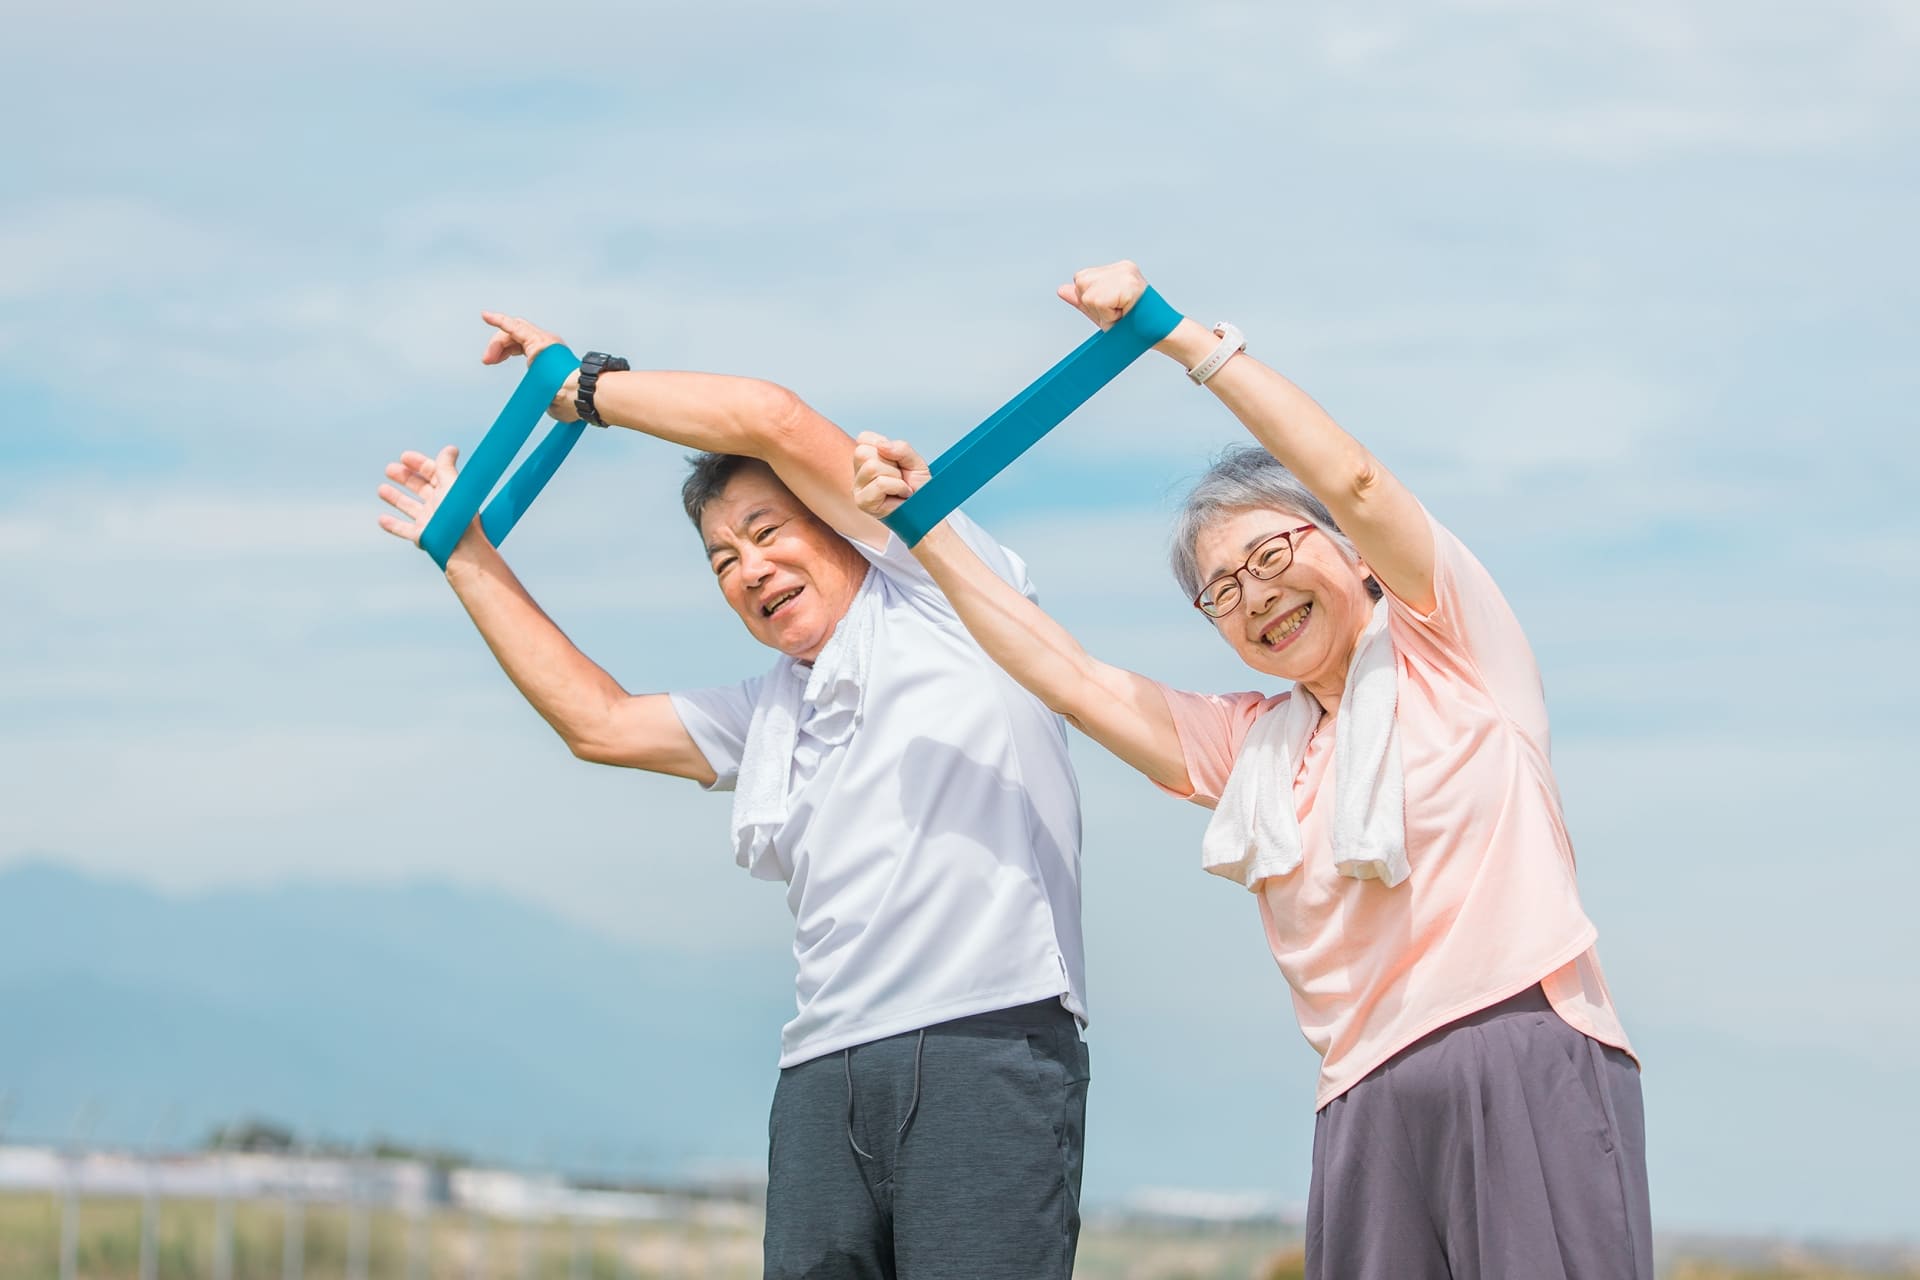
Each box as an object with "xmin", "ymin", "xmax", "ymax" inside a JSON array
[{"xmin": 670, "ymin": 514, "xmax": 1086, "ymax": 1068}]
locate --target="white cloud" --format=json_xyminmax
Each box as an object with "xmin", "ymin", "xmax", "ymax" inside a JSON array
[
  {"xmin": 0, "ymin": 200, "xmax": 230, "ymax": 301},
  {"xmin": 1463, "ymin": 102, "xmax": 1877, "ymax": 161}
]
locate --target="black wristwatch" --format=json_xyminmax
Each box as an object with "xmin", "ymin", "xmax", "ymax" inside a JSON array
[{"xmin": 574, "ymin": 351, "xmax": 630, "ymax": 427}]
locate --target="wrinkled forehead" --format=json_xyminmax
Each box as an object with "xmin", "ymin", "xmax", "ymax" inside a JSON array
[
  {"xmin": 698, "ymin": 464, "xmax": 799, "ymax": 543},
  {"xmin": 1193, "ymin": 506, "xmax": 1311, "ymax": 579}
]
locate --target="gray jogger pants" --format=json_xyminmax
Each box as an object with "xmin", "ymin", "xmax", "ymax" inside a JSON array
[
  {"xmin": 1306, "ymin": 985, "xmax": 1652, "ymax": 1280},
  {"xmin": 764, "ymin": 999, "xmax": 1089, "ymax": 1280}
]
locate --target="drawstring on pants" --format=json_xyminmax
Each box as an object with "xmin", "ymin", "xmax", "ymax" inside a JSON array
[{"xmin": 844, "ymin": 1028, "xmax": 925, "ymax": 1161}]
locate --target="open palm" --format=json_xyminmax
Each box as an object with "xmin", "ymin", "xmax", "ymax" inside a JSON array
[{"xmin": 376, "ymin": 445, "xmax": 465, "ymax": 548}]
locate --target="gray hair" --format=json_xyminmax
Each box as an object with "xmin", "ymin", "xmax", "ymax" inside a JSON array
[
  {"xmin": 680, "ymin": 452, "xmax": 764, "ymax": 531},
  {"xmin": 1169, "ymin": 445, "xmax": 1380, "ymax": 602}
]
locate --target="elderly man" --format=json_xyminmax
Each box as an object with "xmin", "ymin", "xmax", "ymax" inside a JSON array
[{"xmin": 375, "ymin": 314, "xmax": 1089, "ymax": 1279}]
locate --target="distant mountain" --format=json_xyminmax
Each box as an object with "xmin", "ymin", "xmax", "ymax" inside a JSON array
[
  {"xmin": 0, "ymin": 861, "xmax": 793, "ymax": 1178},
  {"xmin": 7, "ymin": 862, "xmax": 1918, "ymax": 1246}
]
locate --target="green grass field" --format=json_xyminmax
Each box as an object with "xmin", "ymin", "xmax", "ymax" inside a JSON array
[
  {"xmin": 0, "ymin": 1194, "xmax": 1909, "ymax": 1279},
  {"xmin": 0, "ymin": 1193, "xmax": 758, "ymax": 1279}
]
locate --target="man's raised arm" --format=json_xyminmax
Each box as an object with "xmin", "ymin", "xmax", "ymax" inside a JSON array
[
  {"xmin": 480, "ymin": 313, "xmax": 892, "ymax": 551},
  {"xmin": 376, "ymin": 445, "xmax": 716, "ymax": 784}
]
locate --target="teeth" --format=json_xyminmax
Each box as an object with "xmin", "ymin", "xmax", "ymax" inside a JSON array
[
  {"xmin": 1265, "ymin": 604, "xmax": 1310, "ymax": 644},
  {"xmin": 762, "ymin": 588, "xmax": 801, "ymax": 617}
]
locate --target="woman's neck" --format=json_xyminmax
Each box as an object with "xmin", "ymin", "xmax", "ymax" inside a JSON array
[
  {"xmin": 1302, "ymin": 674, "xmax": 1343, "ymax": 718},
  {"xmin": 1302, "ymin": 597, "xmax": 1377, "ymax": 716}
]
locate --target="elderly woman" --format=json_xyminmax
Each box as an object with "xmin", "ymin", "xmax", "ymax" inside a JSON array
[{"xmin": 852, "ymin": 261, "xmax": 1650, "ymax": 1280}]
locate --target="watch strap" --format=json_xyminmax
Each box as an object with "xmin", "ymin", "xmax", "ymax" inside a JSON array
[
  {"xmin": 1187, "ymin": 323, "xmax": 1246, "ymax": 386},
  {"xmin": 575, "ymin": 351, "xmax": 630, "ymax": 427}
]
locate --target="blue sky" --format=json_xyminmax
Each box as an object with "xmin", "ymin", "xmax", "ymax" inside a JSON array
[{"xmin": 3, "ymin": 0, "xmax": 1916, "ymax": 1240}]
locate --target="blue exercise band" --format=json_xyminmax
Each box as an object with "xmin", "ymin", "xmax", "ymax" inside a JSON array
[
  {"xmin": 880, "ymin": 287, "xmax": 1184, "ymax": 547},
  {"xmin": 419, "ymin": 344, "xmax": 584, "ymax": 569}
]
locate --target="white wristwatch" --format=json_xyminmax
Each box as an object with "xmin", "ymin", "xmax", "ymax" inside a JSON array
[{"xmin": 1187, "ymin": 322, "xmax": 1246, "ymax": 386}]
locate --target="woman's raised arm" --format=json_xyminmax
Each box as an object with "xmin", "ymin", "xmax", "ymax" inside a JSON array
[
  {"xmin": 1062, "ymin": 263, "xmax": 1437, "ymax": 615},
  {"xmin": 851, "ymin": 434, "xmax": 1192, "ymax": 793}
]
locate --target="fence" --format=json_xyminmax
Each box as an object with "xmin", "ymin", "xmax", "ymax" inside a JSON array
[{"xmin": 0, "ymin": 1144, "xmax": 763, "ymax": 1280}]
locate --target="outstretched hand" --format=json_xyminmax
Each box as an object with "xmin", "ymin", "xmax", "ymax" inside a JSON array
[
  {"xmin": 479, "ymin": 311, "xmax": 580, "ymax": 422},
  {"xmin": 377, "ymin": 445, "xmax": 476, "ymax": 553},
  {"xmin": 1056, "ymin": 260, "xmax": 1150, "ymax": 330},
  {"xmin": 852, "ymin": 431, "xmax": 932, "ymax": 519}
]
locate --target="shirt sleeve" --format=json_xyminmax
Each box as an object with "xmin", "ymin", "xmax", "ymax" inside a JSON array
[
  {"xmin": 1151, "ymin": 684, "xmax": 1290, "ymax": 808},
  {"xmin": 1380, "ymin": 509, "xmax": 1552, "ymax": 748},
  {"xmin": 854, "ymin": 510, "xmax": 1041, "ymax": 615},
  {"xmin": 667, "ymin": 675, "xmax": 764, "ymax": 794}
]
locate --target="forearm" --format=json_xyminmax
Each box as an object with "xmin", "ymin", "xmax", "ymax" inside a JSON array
[
  {"xmin": 1156, "ymin": 318, "xmax": 1434, "ymax": 606},
  {"xmin": 1158, "ymin": 320, "xmax": 1376, "ymax": 512},
  {"xmin": 590, "ymin": 370, "xmax": 882, "ymax": 546},
  {"xmin": 441, "ymin": 538, "xmax": 631, "ymax": 756},
  {"xmin": 911, "ymin": 524, "xmax": 1189, "ymax": 788},
  {"xmin": 913, "ymin": 524, "xmax": 1099, "ymax": 718},
  {"xmin": 590, "ymin": 369, "xmax": 798, "ymax": 457}
]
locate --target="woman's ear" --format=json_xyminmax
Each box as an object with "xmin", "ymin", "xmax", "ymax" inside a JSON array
[{"xmin": 1355, "ymin": 556, "xmax": 1384, "ymax": 602}]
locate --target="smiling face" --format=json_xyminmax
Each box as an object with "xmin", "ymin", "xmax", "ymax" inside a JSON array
[
  {"xmin": 698, "ymin": 462, "xmax": 870, "ymax": 663},
  {"xmin": 1190, "ymin": 508, "xmax": 1378, "ymax": 692}
]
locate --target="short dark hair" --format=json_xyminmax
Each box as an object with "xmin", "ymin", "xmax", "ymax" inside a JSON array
[{"xmin": 680, "ymin": 452, "xmax": 764, "ymax": 531}]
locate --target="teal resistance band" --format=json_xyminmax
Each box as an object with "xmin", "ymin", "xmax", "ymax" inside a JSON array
[
  {"xmin": 419, "ymin": 344, "xmax": 584, "ymax": 569},
  {"xmin": 880, "ymin": 287, "xmax": 1184, "ymax": 547}
]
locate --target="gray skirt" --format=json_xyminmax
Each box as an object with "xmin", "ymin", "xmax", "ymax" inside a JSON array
[{"xmin": 1306, "ymin": 985, "xmax": 1652, "ymax": 1280}]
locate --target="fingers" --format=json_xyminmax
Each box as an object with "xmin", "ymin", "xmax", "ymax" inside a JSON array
[
  {"xmin": 852, "ymin": 434, "xmax": 888, "ymax": 480},
  {"xmin": 378, "ymin": 444, "xmax": 459, "ymax": 543},
  {"xmin": 851, "ymin": 445, "xmax": 892, "ymax": 489},
  {"xmin": 391, "ymin": 446, "xmax": 456, "ymax": 478},
  {"xmin": 479, "ymin": 313, "xmax": 524, "ymax": 366},
  {"xmin": 1058, "ymin": 271, "xmax": 1112, "ymax": 330},
  {"xmin": 376, "ymin": 512, "xmax": 422, "ymax": 545},
  {"xmin": 377, "ymin": 482, "xmax": 425, "ymax": 523},
  {"xmin": 385, "ymin": 459, "xmax": 432, "ymax": 497},
  {"xmin": 1058, "ymin": 261, "xmax": 1147, "ymax": 330},
  {"xmin": 874, "ymin": 437, "xmax": 927, "ymax": 471},
  {"xmin": 852, "ymin": 433, "xmax": 929, "ymax": 517},
  {"xmin": 854, "ymin": 435, "xmax": 928, "ymax": 475},
  {"xmin": 858, "ymin": 475, "xmax": 912, "ymax": 509},
  {"xmin": 479, "ymin": 310, "xmax": 560, "ymax": 364},
  {"xmin": 853, "ymin": 472, "xmax": 911, "ymax": 516}
]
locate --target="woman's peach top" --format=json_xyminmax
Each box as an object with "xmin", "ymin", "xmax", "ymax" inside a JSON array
[{"xmin": 1156, "ymin": 510, "xmax": 1634, "ymax": 1109}]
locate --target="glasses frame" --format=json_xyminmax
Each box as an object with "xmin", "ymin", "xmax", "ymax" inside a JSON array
[{"xmin": 1192, "ymin": 524, "xmax": 1318, "ymax": 619}]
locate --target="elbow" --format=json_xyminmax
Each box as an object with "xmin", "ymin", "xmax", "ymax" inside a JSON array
[
  {"xmin": 563, "ymin": 719, "xmax": 624, "ymax": 766},
  {"xmin": 1347, "ymin": 452, "xmax": 1386, "ymax": 509},
  {"xmin": 566, "ymin": 734, "xmax": 612, "ymax": 765},
  {"xmin": 1043, "ymin": 657, "xmax": 1105, "ymax": 725},
  {"xmin": 739, "ymin": 380, "xmax": 809, "ymax": 456}
]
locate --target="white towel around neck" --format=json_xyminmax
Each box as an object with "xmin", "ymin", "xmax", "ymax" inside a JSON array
[
  {"xmin": 1200, "ymin": 597, "xmax": 1409, "ymax": 890},
  {"xmin": 730, "ymin": 567, "xmax": 880, "ymax": 876}
]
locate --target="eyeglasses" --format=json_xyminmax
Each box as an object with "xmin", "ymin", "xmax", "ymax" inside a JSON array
[{"xmin": 1192, "ymin": 525, "xmax": 1317, "ymax": 618}]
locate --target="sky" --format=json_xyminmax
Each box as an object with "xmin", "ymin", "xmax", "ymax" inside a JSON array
[{"xmin": 3, "ymin": 0, "xmax": 1917, "ymax": 1241}]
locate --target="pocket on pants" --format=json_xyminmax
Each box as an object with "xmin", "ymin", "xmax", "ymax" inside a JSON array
[{"xmin": 1537, "ymin": 1013, "xmax": 1616, "ymax": 1156}]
